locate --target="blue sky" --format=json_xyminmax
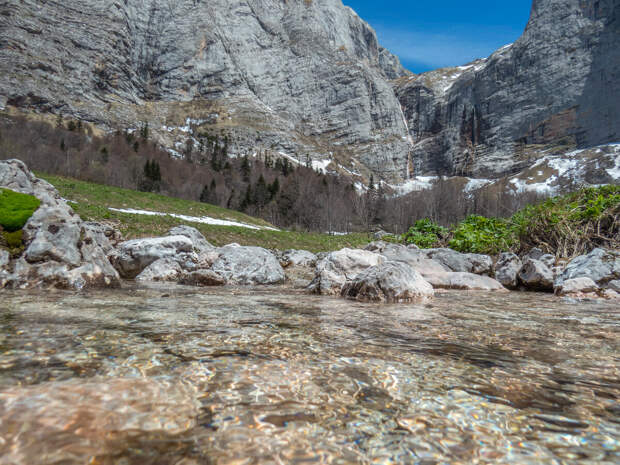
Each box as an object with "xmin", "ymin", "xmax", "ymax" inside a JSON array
[{"xmin": 343, "ymin": 1, "xmax": 532, "ymax": 73}]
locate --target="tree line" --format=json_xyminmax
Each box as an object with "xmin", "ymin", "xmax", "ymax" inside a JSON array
[{"xmin": 0, "ymin": 113, "xmax": 553, "ymax": 233}]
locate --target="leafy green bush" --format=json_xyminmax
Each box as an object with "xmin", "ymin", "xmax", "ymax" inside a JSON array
[
  {"xmin": 513, "ymin": 185, "xmax": 619, "ymax": 257},
  {"xmin": 402, "ymin": 219, "xmax": 448, "ymax": 249},
  {"xmin": 570, "ymin": 185, "xmax": 620, "ymax": 221},
  {"xmin": 449, "ymin": 215, "xmax": 518, "ymax": 254},
  {"xmin": 400, "ymin": 186, "xmax": 619, "ymax": 257},
  {"xmin": 0, "ymin": 188, "xmax": 41, "ymax": 232}
]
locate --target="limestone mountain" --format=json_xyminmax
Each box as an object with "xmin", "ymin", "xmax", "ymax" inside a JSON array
[
  {"xmin": 0, "ymin": 0, "xmax": 411, "ymax": 180},
  {"xmin": 397, "ymin": 0, "xmax": 620, "ymax": 178},
  {"xmin": 0, "ymin": 0, "xmax": 618, "ymax": 186}
]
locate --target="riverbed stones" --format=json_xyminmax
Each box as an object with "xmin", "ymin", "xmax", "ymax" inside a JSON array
[
  {"xmin": 83, "ymin": 221, "xmax": 122, "ymax": 256},
  {"xmin": 0, "ymin": 249, "xmax": 8, "ymax": 268},
  {"xmin": 135, "ymin": 258, "xmax": 184, "ymax": 282},
  {"xmin": 168, "ymin": 225, "xmax": 214, "ymax": 253},
  {"xmin": 424, "ymin": 272, "xmax": 506, "ymax": 291},
  {"xmin": 179, "ymin": 270, "xmax": 226, "ymax": 287},
  {"xmin": 0, "ymin": 159, "xmax": 120, "ymax": 290},
  {"xmin": 365, "ymin": 242, "xmax": 447, "ymax": 274},
  {"xmin": 555, "ymin": 248, "xmax": 620, "ymax": 288},
  {"xmin": 211, "ymin": 244, "xmax": 285, "ymax": 285},
  {"xmin": 279, "ymin": 249, "xmax": 318, "ymax": 268},
  {"xmin": 518, "ymin": 258, "xmax": 555, "ymax": 291},
  {"xmin": 523, "ymin": 248, "xmax": 557, "ymax": 270},
  {"xmin": 308, "ymin": 248, "xmax": 385, "ymax": 295},
  {"xmin": 0, "ymin": 377, "xmax": 201, "ymax": 464},
  {"xmin": 494, "ymin": 253, "xmax": 522, "ymax": 289},
  {"xmin": 607, "ymin": 280, "xmax": 620, "ymax": 292},
  {"xmin": 111, "ymin": 235, "xmax": 194, "ymax": 279},
  {"xmin": 554, "ymin": 277, "xmax": 599, "ymax": 297},
  {"xmin": 524, "ymin": 248, "xmax": 545, "ymax": 261},
  {"xmin": 421, "ymin": 248, "xmax": 493, "ymax": 275},
  {"xmin": 341, "ymin": 261, "xmax": 434, "ymax": 303},
  {"xmin": 373, "ymin": 230, "xmax": 390, "ymax": 240}
]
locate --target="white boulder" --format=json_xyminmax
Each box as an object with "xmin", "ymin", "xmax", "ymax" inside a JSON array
[
  {"xmin": 341, "ymin": 261, "xmax": 434, "ymax": 303},
  {"xmin": 308, "ymin": 248, "xmax": 385, "ymax": 295},
  {"xmin": 211, "ymin": 244, "xmax": 285, "ymax": 285}
]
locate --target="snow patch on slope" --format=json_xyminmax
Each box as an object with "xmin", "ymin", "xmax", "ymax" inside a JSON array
[
  {"xmin": 464, "ymin": 178, "xmax": 493, "ymax": 193},
  {"xmin": 604, "ymin": 144, "xmax": 620, "ymax": 180},
  {"xmin": 312, "ymin": 159, "xmax": 331, "ymax": 173},
  {"xmin": 390, "ymin": 176, "xmax": 439, "ymax": 195},
  {"xmin": 108, "ymin": 208, "xmax": 279, "ymax": 231}
]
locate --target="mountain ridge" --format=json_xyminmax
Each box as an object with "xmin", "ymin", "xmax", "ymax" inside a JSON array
[
  {"xmin": 1, "ymin": 0, "xmax": 618, "ymax": 185},
  {"xmin": 398, "ymin": 0, "xmax": 620, "ymax": 178}
]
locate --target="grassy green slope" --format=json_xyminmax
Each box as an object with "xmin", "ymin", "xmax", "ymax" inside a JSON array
[{"xmin": 40, "ymin": 173, "xmax": 372, "ymax": 252}]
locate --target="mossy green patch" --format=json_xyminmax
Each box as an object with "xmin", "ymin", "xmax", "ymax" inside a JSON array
[
  {"xmin": 0, "ymin": 188, "xmax": 41, "ymax": 232},
  {"xmin": 1, "ymin": 229, "xmax": 24, "ymax": 252}
]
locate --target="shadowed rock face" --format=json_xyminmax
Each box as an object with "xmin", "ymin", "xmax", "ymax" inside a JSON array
[
  {"xmin": 0, "ymin": 0, "xmax": 411, "ymax": 181},
  {"xmin": 396, "ymin": 0, "xmax": 620, "ymax": 178}
]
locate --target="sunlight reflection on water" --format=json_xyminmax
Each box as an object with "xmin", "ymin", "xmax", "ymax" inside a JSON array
[{"xmin": 0, "ymin": 285, "xmax": 618, "ymax": 464}]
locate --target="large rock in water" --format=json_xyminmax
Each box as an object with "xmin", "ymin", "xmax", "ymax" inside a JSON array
[
  {"xmin": 421, "ymin": 248, "xmax": 492, "ymax": 275},
  {"xmin": 0, "ymin": 0, "xmax": 411, "ymax": 182},
  {"xmin": 423, "ymin": 272, "xmax": 506, "ymax": 292},
  {"xmin": 111, "ymin": 236, "xmax": 194, "ymax": 279},
  {"xmin": 135, "ymin": 258, "xmax": 184, "ymax": 283},
  {"xmin": 168, "ymin": 225, "xmax": 214, "ymax": 253},
  {"xmin": 341, "ymin": 261, "xmax": 434, "ymax": 303},
  {"xmin": 178, "ymin": 270, "xmax": 227, "ymax": 287},
  {"xmin": 518, "ymin": 258, "xmax": 555, "ymax": 292},
  {"xmin": 555, "ymin": 248, "xmax": 620, "ymax": 288},
  {"xmin": 364, "ymin": 242, "xmax": 447, "ymax": 274},
  {"xmin": 494, "ymin": 253, "xmax": 523, "ymax": 289},
  {"xmin": 118, "ymin": 225, "xmax": 222, "ymax": 282},
  {"xmin": 0, "ymin": 159, "xmax": 120, "ymax": 289},
  {"xmin": 554, "ymin": 277, "xmax": 599, "ymax": 297},
  {"xmin": 83, "ymin": 221, "xmax": 123, "ymax": 256},
  {"xmin": 308, "ymin": 248, "xmax": 385, "ymax": 295},
  {"xmin": 279, "ymin": 249, "xmax": 318, "ymax": 268},
  {"xmin": 211, "ymin": 244, "xmax": 285, "ymax": 285}
]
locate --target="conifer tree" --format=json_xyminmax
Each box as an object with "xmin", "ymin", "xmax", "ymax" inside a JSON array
[
  {"xmin": 254, "ymin": 174, "xmax": 269, "ymax": 208},
  {"xmin": 241, "ymin": 155, "xmax": 251, "ymax": 182},
  {"xmin": 140, "ymin": 122, "xmax": 149, "ymax": 140},
  {"xmin": 269, "ymin": 177, "xmax": 280, "ymax": 200}
]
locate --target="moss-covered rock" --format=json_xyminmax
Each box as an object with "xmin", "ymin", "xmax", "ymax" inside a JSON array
[
  {"xmin": 1, "ymin": 160, "xmax": 120, "ymax": 289},
  {"xmin": 0, "ymin": 188, "xmax": 41, "ymax": 232},
  {"xmin": 2, "ymin": 229, "xmax": 23, "ymax": 249}
]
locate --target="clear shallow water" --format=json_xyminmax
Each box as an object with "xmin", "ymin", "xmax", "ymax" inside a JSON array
[{"xmin": 0, "ymin": 285, "xmax": 618, "ymax": 465}]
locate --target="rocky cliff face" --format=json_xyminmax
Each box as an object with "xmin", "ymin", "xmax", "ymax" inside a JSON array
[
  {"xmin": 0, "ymin": 0, "xmax": 618, "ymax": 184},
  {"xmin": 0, "ymin": 0, "xmax": 411, "ymax": 180},
  {"xmin": 397, "ymin": 0, "xmax": 620, "ymax": 178}
]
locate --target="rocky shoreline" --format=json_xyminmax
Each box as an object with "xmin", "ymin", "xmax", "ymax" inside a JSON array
[{"xmin": 1, "ymin": 159, "xmax": 619, "ymax": 302}]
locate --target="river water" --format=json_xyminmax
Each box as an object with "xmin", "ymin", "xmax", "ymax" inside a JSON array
[{"xmin": 0, "ymin": 285, "xmax": 618, "ymax": 464}]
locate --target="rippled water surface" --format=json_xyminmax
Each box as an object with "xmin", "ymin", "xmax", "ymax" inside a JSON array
[{"xmin": 0, "ymin": 285, "xmax": 618, "ymax": 464}]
